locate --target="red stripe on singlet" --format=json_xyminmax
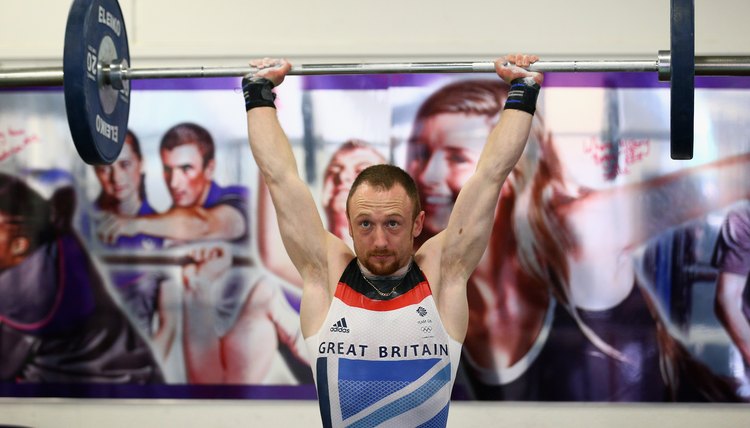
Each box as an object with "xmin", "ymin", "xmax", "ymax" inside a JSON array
[{"xmin": 334, "ymin": 280, "xmax": 432, "ymax": 311}]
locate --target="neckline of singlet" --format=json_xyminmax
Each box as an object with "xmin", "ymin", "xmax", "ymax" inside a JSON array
[{"xmin": 353, "ymin": 258, "xmax": 419, "ymax": 300}]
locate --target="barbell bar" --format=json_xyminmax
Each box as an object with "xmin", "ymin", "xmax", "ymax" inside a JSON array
[
  {"xmin": 3, "ymin": 56, "xmax": 750, "ymax": 88},
  {"xmin": 101, "ymin": 253, "xmax": 253, "ymax": 267},
  {"xmin": 0, "ymin": 0, "xmax": 748, "ymax": 164}
]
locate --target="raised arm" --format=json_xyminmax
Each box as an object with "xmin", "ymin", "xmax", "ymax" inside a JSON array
[
  {"xmin": 428, "ymin": 54, "xmax": 543, "ymax": 284},
  {"xmin": 243, "ymin": 59, "xmax": 330, "ymax": 287}
]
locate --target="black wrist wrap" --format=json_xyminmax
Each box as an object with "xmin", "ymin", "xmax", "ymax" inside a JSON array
[
  {"xmin": 242, "ymin": 77, "xmax": 276, "ymax": 111},
  {"xmin": 504, "ymin": 78, "xmax": 540, "ymax": 115}
]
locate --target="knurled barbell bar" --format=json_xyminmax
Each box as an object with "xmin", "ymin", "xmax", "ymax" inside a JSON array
[
  {"xmin": 101, "ymin": 253, "xmax": 253, "ymax": 267},
  {"xmin": 0, "ymin": 0, "xmax": 749, "ymax": 163}
]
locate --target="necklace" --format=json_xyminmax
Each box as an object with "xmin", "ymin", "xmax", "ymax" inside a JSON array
[{"xmin": 360, "ymin": 263, "xmax": 412, "ymax": 297}]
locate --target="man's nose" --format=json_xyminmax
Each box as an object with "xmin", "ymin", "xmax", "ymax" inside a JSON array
[
  {"xmin": 373, "ymin": 226, "xmax": 388, "ymax": 248},
  {"xmin": 169, "ymin": 171, "xmax": 183, "ymax": 188},
  {"xmin": 420, "ymin": 152, "xmax": 446, "ymax": 186}
]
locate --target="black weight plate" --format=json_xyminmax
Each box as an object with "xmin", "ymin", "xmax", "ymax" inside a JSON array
[
  {"xmin": 63, "ymin": 0, "xmax": 130, "ymax": 165},
  {"xmin": 670, "ymin": 0, "xmax": 695, "ymax": 160}
]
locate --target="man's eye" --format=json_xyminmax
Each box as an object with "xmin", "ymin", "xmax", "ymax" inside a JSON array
[
  {"xmin": 408, "ymin": 142, "xmax": 429, "ymax": 161},
  {"xmin": 447, "ymin": 152, "xmax": 471, "ymax": 164}
]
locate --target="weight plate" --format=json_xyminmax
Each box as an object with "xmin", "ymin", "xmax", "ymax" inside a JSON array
[
  {"xmin": 63, "ymin": 0, "xmax": 130, "ymax": 165},
  {"xmin": 670, "ymin": 0, "xmax": 695, "ymax": 160}
]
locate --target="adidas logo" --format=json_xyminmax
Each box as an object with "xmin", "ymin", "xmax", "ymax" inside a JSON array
[{"xmin": 330, "ymin": 318, "xmax": 350, "ymax": 333}]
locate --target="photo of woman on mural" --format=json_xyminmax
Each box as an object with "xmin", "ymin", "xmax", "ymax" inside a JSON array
[
  {"xmin": 512, "ymin": 138, "xmax": 749, "ymax": 401},
  {"xmin": 90, "ymin": 129, "xmax": 178, "ymax": 361},
  {"xmin": 405, "ymin": 78, "xmax": 750, "ymax": 401},
  {"xmin": 0, "ymin": 172, "xmax": 163, "ymax": 383},
  {"xmin": 92, "ymin": 130, "xmax": 164, "ymax": 250}
]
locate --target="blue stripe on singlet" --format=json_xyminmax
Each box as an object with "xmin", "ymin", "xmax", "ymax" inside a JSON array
[
  {"xmin": 316, "ymin": 358, "xmax": 333, "ymax": 428},
  {"xmin": 340, "ymin": 358, "xmax": 441, "ymax": 382},
  {"xmin": 347, "ymin": 363, "xmax": 451, "ymax": 428},
  {"xmin": 339, "ymin": 358, "xmax": 441, "ymax": 419}
]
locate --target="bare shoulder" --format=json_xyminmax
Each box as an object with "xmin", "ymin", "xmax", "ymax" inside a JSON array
[
  {"xmin": 326, "ymin": 233, "xmax": 356, "ymax": 292},
  {"xmin": 299, "ymin": 233, "xmax": 355, "ymax": 338},
  {"xmin": 415, "ymin": 232, "xmax": 445, "ymax": 291}
]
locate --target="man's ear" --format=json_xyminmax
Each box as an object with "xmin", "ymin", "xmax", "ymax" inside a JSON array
[
  {"xmin": 10, "ymin": 236, "xmax": 30, "ymax": 257},
  {"xmin": 204, "ymin": 159, "xmax": 216, "ymax": 178},
  {"xmin": 412, "ymin": 211, "xmax": 425, "ymax": 238}
]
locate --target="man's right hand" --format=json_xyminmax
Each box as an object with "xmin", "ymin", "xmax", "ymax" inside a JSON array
[
  {"xmin": 494, "ymin": 54, "xmax": 544, "ymax": 86},
  {"xmin": 248, "ymin": 58, "xmax": 292, "ymax": 87}
]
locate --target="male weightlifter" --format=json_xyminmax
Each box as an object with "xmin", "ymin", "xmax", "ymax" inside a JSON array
[{"xmin": 243, "ymin": 54, "xmax": 542, "ymax": 427}]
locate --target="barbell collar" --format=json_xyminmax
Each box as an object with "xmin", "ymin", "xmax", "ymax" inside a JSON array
[
  {"xmin": 658, "ymin": 50, "xmax": 672, "ymax": 81},
  {"xmin": 106, "ymin": 60, "xmax": 128, "ymax": 90}
]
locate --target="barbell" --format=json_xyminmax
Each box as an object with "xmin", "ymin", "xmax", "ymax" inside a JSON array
[{"xmin": 0, "ymin": 0, "xmax": 749, "ymax": 164}]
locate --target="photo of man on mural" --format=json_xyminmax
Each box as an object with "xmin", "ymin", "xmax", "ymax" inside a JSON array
[{"xmin": 95, "ymin": 122, "xmax": 249, "ymax": 246}]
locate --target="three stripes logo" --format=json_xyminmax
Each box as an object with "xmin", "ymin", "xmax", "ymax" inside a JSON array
[{"xmin": 330, "ymin": 318, "xmax": 350, "ymax": 333}]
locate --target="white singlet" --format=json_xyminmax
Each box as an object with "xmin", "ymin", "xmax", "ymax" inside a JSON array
[{"xmin": 305, "ymin": 259, "xmax": 462, "ymax": 428}]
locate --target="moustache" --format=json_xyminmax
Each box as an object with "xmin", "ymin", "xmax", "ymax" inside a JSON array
[{"xmin": 368, "ymin": 251, "xmax": 394, "ymax": 258}]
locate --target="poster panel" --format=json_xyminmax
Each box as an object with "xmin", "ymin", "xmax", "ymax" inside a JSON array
[{"xmin": 1, "ymin": 73, "xmax": 749, "ymax": 402}]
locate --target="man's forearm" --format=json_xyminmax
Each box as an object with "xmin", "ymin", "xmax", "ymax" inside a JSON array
[
  {"xmin": 247, "ymin": 107, "xmax": 301, "ymax": 187},
  {"xmin": 477, "ymin": 109, "xmax": 534, "ymax": 184},
  {"xmin": 135, "ymin": 206, "xmax": 245, "ymax": 241}
]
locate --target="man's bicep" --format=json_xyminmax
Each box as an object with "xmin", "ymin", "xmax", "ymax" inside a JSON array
[
  {"xmin": 441, "ymin": 175, "xmax": 501, "ymax": 277},
  {"xmin": 269, "ymin": 177, "xmax": 328, "ymax": 277}
]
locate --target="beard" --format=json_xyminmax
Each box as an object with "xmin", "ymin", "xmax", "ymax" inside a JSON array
[{"xmin": 361, "ymin": 251, "xmax": 401, "ymax": 276}]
